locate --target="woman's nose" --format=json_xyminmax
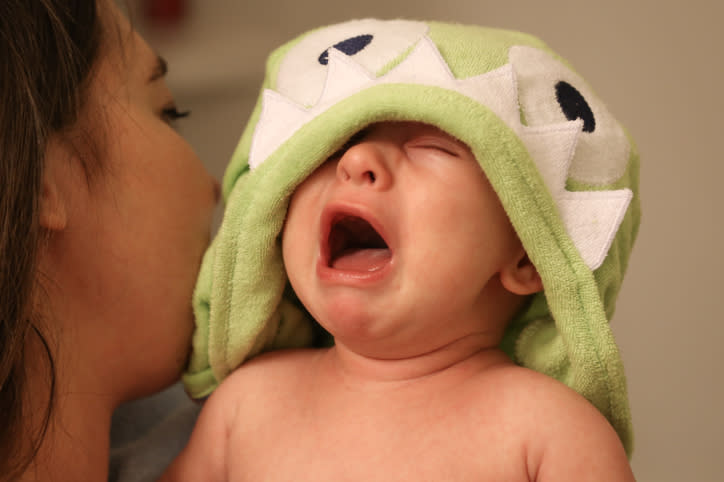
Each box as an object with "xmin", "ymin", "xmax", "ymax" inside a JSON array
[{"xmin": 335, "ymin": 141, "xmax": 393, "ymax": 190}]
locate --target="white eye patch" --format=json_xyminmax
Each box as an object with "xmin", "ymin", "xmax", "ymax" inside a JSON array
[
  {"xmin": 510, "ymin": 46, "xmax": 631, "ymax": 185},
  {"xmin": 275, "ymin": 19, "xmax": 429, "ymax": 107}
]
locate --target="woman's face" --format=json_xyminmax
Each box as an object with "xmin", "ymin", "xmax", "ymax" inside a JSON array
[{"xmin": 44, "ymin": 3, "xmax": 219, "ymax": 401}]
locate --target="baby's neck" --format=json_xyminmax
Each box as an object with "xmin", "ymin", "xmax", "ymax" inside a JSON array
[{"xmin": 323, "ymin": 335, "xmax": 512, "ymax": 387}]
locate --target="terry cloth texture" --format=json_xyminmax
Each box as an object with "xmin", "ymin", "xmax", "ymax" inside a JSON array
[{"xmin": 183, "ymin": 19, "xmax": 640, "ymax": 457}]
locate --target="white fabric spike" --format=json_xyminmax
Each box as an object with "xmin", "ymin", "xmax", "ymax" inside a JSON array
[
  {"xmin": 518, "ymin": 120, "xmax": 581, "ymax": 195},
  {"xmin": 557, "ymin": 189, "xmax": 633, "ymax": 269},
  {"xmin": 383, "ymin": 39, "xmax": 521, "ymax": 129},
  {"xmin": 249, "ymin": 90, "xmax": 309, "ymax": 169},
  {"xmin": 317, "ymin": 48, "xmax": 376, "ymax": 106},
  {"xmin": 457, "ymin": 66, "xmax": 521, "ymax": 128},
  {"xmin": 382, "ymin": 35, "xmax": 455, "ymax": 85}
]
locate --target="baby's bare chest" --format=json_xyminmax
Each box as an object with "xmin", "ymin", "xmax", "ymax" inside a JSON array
[{"xmin": 226, "ymin": 393, "xmax": 531, "ymax": 481}]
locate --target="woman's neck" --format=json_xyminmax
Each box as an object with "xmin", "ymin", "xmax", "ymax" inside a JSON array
[
  {"xmin": 21, "ymin": 401, "xmax": 113, "ymax": 482},
  {"xmin": 18, "ymin": 331, "xmax": 116, "ymax": 481}
]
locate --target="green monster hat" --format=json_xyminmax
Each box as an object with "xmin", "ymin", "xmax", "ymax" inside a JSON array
[{"xmin": 184, "ymin": 20, "xmax": 640, "ymax": 457}]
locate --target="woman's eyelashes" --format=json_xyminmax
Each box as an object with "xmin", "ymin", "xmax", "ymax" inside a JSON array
[{"xmin": 161, "ymin": 105, "xmax": 191, "ymax": 126}]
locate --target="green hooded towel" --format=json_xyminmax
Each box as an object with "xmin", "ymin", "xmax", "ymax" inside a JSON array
[{"xmin": 183, "ymin": 19, "xmax": 640, "ymax": 458}]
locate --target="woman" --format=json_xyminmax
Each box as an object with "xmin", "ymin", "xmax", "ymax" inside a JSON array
[{"xmin": 0, "ymin": 1, "xmax": 219, "ymax": 480}]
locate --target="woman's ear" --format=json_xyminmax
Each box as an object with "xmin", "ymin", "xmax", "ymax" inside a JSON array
[
  {"xmin": 499, "ymin": 249, "xmax": 543, "ymax": 296},
  {"xmin": 39, "ymin": 138, "xmax": 72, "ymax": 231}
]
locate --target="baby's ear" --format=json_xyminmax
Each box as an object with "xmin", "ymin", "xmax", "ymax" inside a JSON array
[{"xmin": 499, "ymin": 249, "xmax": 543, "ymax": 296}]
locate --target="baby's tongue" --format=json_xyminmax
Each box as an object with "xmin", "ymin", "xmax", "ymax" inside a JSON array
[{"xmin": 332, "ymin": 248, "xmax": 391, "ymax": 272}]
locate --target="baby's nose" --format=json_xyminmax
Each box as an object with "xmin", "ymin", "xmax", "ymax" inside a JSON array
[{"xmin": 335, "ymin": 142, "xmax": 392, "ymax": 190}]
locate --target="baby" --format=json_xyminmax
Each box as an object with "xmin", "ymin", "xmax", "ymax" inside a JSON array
[{"xmin": 163, "ymin": 19, "xmax": 640, "ymax": 481}]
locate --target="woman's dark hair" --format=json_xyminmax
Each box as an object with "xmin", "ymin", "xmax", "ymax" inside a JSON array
[{"xmin": 0, "ymin": 1, "xmax": 103, "ymax": 478}]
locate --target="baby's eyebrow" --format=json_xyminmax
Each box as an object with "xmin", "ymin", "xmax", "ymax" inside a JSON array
[
  {"xmin": 346, "ymin": 128, "xmax": 370, "ymax": 145},
  {"xmin": 329, "ymin": 128, "xmax": 371, "ymax": 158}
]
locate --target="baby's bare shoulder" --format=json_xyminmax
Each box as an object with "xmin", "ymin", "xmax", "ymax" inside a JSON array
[
  {"xmin": 468, "ymin": 364, "xmax": 615, "ymax": 437},
  {"xmin": 471, "ymin": 365, "xmax": 632, "ymax": 481},
  {"xmin": 471, "ymin": 363, "xmax": 593, "ymax": 411},
  {"xmin": 219, "ymin": 348, "xmax": 323, "ymax": 395}
]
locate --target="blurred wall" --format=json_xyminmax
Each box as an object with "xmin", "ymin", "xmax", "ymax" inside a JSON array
[{"xmin": 136, "ymin": 0, "xmax": 724, "ymax": 480}]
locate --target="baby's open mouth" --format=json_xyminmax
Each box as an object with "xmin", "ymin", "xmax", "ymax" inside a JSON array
[{"xmin": 326, "ymin": 215, "xmax": 391, "ymax": 272}]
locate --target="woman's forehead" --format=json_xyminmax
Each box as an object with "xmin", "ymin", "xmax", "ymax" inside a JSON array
[{"xmin": 99, "ymin": 1, "xmax": 160, "ymax": 85}]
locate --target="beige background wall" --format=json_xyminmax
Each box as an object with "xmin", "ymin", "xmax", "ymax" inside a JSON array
[{"xmin": 136, "ymin": 0, "xmax": 723, "ymax": 480}]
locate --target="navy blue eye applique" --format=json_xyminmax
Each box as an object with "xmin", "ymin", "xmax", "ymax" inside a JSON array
[
  {"xmin": 318, "ymin": 34, "xmax": 374, "ymax": 65},
  {"xmin": 555, "ymin": 81, "xmax": 596, "ymax": 133}
]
